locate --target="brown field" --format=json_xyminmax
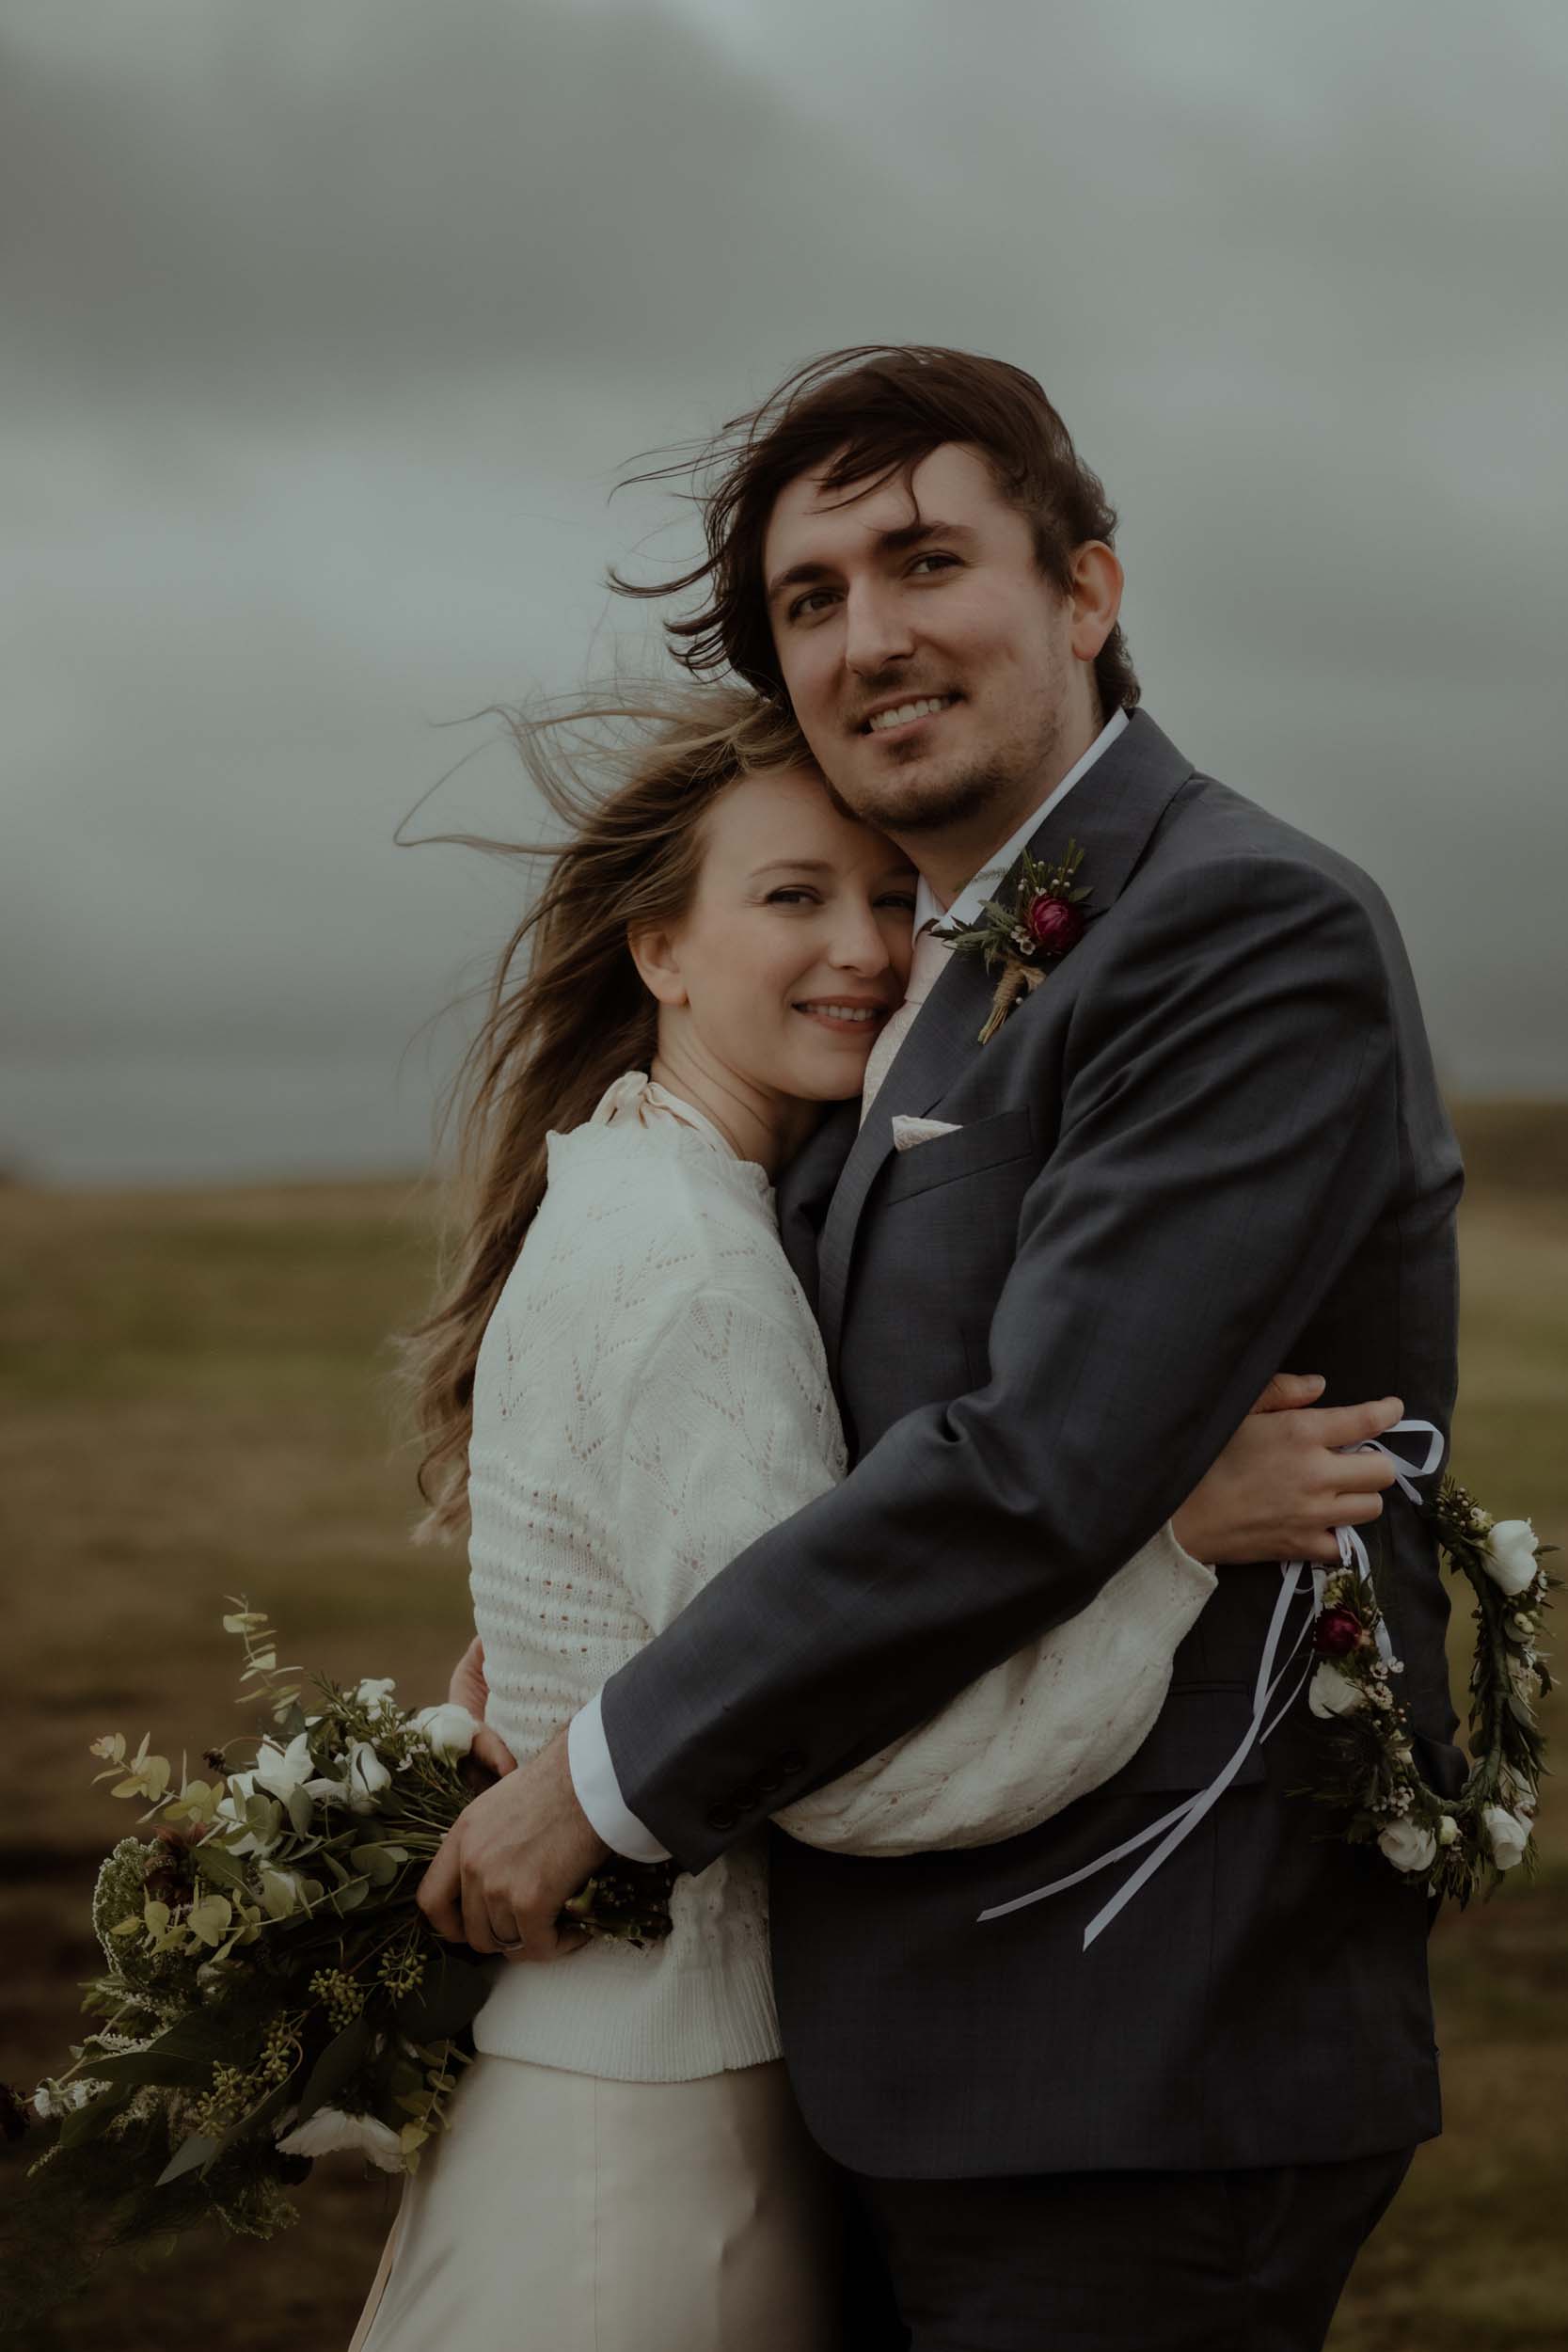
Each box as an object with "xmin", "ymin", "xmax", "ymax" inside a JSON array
[{"xmin": 1, "ymin": 1105, "xmax": 1564, "ymax": 2350}]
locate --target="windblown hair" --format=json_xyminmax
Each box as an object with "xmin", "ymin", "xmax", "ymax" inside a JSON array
[
  {"xmin": 402, "ymin": 685, "xmax": 814, "ymax": 1542},
  {"xmin": 612, "ymin": 344, "xmax": 1139, "ymax": 719}
]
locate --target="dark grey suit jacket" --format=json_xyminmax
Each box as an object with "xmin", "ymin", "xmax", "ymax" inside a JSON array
[{"xmin": 599, "ymin": 710, "xmax": 1463, "ymax": 2179}]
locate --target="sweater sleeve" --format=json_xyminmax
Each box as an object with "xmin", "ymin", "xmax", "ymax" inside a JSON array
[
  {"xmin": 777, "ymin": 1526, "xmax": 1214, "ymax": 1854},
  {"xmin": 619, "ymin": 1276, "xmax": 1217, "ymax": 1857}
]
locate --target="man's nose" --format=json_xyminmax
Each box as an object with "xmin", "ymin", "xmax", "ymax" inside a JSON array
[{"xmin": 843, "ymin": 580, "xmax": 915, "ymax": 677}]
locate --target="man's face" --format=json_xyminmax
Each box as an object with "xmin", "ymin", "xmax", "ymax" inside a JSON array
[{"xmin": 762, "ymin": 443, "xmax": 1102, "ymax": 845}]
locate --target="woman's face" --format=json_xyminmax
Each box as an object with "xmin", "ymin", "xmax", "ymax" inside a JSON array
[{"xmin": 647, "ymin": 766, "xmax": 917, "ymax": 1104}]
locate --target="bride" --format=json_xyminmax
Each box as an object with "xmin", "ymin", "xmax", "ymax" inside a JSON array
[{"xmin": 351, "ymin": 687, "xmax": 1402, "ymax": 2350}]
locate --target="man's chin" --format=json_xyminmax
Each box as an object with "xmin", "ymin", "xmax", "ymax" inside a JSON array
[{"xmin": 845, "ymin": 753, "xmax": 1002, "ymax": 838}]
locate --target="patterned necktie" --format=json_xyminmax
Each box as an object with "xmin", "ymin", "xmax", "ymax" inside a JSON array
[{"xmin": 860, "ymin": 923, "xmax": 954, "ymax": 1125}]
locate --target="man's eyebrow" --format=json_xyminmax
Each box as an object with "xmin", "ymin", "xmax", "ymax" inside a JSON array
[{"xmin": 765, "ymin": 518, "xmax": 974, "ymax": 606}]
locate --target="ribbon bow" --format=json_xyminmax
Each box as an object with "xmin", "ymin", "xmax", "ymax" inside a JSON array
[{"xmin": 977, "ymin": 1420, "xmax": 1445, "ymax": 1948}]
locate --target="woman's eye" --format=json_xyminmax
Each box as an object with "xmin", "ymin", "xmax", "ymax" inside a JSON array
[
  {"xmin": 877, "ymin": 893, "xmax": 919, "ymax": 912},
  {"xmin": 766, "ymin": 887, "xmax": 818, "ymax": 906}
]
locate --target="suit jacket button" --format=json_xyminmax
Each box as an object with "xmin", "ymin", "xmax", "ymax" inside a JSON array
[
  {"xmin": 706, "ymin": 1804, "xmax": 740, "ymax": 1833},
  {"xmin": 777, "ymin": 1750, "xmax": 806, "ymax": 1775},
  {"xmin": 755, "ymin": 1772, "xmax": 784, "ymax": 1796}
]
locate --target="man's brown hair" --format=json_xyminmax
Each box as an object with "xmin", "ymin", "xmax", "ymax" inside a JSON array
[{"xmin": 615, "ymin": 344, "xmax": 1139, "ymax": 718}]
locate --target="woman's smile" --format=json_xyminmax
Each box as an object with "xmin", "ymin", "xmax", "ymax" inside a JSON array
[{"xmin": 791, "ymin": 995, "xmax": 893, "ymax": 1035}]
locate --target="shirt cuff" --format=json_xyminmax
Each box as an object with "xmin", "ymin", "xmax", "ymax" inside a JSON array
[{"xmin": 567, "ymin": 1692, "xmax": 673, "ymax": 1864}]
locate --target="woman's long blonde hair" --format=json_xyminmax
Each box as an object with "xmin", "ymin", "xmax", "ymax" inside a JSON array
[{"xmin": 403, "ymin": 683, "xmax": 813, "ymax": 1542}]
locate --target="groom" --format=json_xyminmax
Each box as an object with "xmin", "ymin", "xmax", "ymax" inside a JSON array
[{"xmin": 423, "ymin": 347, "xmax": 1465, "ymax": 2346}]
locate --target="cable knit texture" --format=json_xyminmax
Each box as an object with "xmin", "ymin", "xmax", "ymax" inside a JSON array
[{"xmin": 467, "ymin": 1073, "xmax": 1215, "ymax": 2082}]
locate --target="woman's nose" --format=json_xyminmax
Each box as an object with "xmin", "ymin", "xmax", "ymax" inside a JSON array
[{"xmin": 826, "ymin": 904, "xmax": 895, "ymax": 975}]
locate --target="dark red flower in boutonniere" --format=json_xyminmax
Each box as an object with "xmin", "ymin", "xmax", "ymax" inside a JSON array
[
  {"xmin": 1025, "ymin": 893, "xmax": 1087, "ymax": 958},
  {"xmin": 1312, "ymin": 1605, "xmax": 1367, "ymax": 1658},
  {"xmin": 936, "ymin": 839, "xmax": 1096, "ymax": 1043}
]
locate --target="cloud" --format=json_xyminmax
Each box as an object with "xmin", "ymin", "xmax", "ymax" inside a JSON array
[{"xmin": 3, "ymin": 0, "xmax": 1564, "ymax": 1175}]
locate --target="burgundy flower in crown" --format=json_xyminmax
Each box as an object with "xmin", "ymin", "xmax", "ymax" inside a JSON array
[{"xmin": 935, "ymin": 840, "xmax": 1096, "ymax": 1043}]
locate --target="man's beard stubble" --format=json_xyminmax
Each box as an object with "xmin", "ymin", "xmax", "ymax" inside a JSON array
[{"xmin": 848, "ymin": 695, "xmax": 1066, "ymax": 842}]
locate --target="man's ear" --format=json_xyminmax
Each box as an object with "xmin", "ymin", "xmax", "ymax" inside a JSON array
[
  {"xmin": 627, "ymin": 922, "xmax": 689, "ymax": 1008},
  {"xmin": 1067, "ymin": 541, "xmax": 1124, "ymax": 666}
]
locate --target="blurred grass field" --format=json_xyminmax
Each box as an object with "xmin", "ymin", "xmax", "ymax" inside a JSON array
[{"xmin": 1, "ymin": 1104, "xmax": 1564, "ymax": 2351}]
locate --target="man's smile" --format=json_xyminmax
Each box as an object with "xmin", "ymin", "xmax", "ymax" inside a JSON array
[{"xmin": 859, "ymin": 693, "xmax": 961, "ymax": 739}]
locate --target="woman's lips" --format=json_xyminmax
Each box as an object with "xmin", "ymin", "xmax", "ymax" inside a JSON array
[{"xmin": 792, "ymin": 1000, "xmax": 893, "ymax": 1035}]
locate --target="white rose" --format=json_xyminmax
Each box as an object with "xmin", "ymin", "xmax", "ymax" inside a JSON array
[
  {"xmin": 1308, "ymin": 1662, "xmax": 1366, "ymax": 1719},
  {"xmin": 1482, "ymin": 1519, "xmax": 1539, "ymax": 1598},
  {"xmin": 1377, "ymin": 1818, "xmax": 1437, "ymax": 1874},
  {"xmin": 277, "ymin": 2106, "xmax": 404, "ymax": 2171},
  {"xmin": 410, "ymin": 1703, "xmax": 483, "ymax": 1759},
  {"xmin": 257, "ymin": 1865, "xmax": 309, "ymax": 1919},
  {"xmin": 343, "ymin": 1740, "xmax": 392, "ymax": 1813},
  {"xmin": 1481, "ymin": 1804, "xmax": 1531, "ymax": 1869},
  {"xmin": 1436, "ymin": 1815, "xmax": 1459, "ymax": 1847},
  {"xmin": 253, "ymin": 1733, "xmax": 321, "ymax": 1804},
  {"xmin": 355, "ymin": 1677, "xmax": 399, "ymax": 1719}
]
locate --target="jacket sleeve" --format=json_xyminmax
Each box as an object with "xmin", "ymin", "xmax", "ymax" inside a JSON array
[
  {"xmin": 620, "ymin": 1283, "xmax": 1218, "ymax": 1858},
  {"xmin": 777, "ymin": 1523, "xmax": 1215, "ymax": 1854},
  {"xmin": 601, "ymin": 851, "xmax": 1400, "ymax": 1871}
]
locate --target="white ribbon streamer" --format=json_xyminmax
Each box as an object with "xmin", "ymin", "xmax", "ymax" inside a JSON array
[{"xmin": 977, "ymin": 1418, "xmax": 1444, "ymax": 1947}]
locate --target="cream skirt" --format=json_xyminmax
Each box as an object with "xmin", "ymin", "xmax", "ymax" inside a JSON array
[{"xmin": 347, "ymin": 2053, "xmax": 845, "ymax": 2352}]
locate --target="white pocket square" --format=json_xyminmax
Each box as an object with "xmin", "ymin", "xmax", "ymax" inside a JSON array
[{"xmin": 891, "ymin": 1116, "xmax": 962, "ymax": 1152}]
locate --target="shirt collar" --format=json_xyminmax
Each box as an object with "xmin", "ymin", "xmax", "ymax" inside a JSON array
[{"xmin": 911, "ymin": 704, "xmax": 1130, "ymax": 935}]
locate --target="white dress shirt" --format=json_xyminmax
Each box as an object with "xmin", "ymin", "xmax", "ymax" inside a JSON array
[{"xmin": 567, "ymin": 705, "xmax": 1132, "ymax": 1861}]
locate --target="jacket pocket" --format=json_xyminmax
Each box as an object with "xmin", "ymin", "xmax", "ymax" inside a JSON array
[
  {"xmin": 1093, "ymin": 1681, "xmax": 1267, "ymax": 1798},
  {"xmin": 877, "ymin": 1105, "xmax": 1036, "ymax": 1206}
]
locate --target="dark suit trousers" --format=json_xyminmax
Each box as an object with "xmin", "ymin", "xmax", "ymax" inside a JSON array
[{"xmin": 847, "ymin": 2148, "xmax": 1415, "ymax": 2351}]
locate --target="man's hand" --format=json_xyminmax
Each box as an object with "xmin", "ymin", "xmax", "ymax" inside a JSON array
[{"xmin": 417, "ymin": 1724, "xmax": 610, "ymax": 1964}]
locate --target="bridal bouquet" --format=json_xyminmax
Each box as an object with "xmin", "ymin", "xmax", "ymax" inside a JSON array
[{"xmin": 2, "ymin": 1607, "xmax": 675, "ymax": 2326}]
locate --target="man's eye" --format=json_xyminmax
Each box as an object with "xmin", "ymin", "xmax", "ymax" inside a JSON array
[
  {"xmin": 788, "ymin": 589, "xmax": 836, "ymax": 623},
  {"xmin": 909, "ymin": 552, "xmax": 959, "ymax": 577}
]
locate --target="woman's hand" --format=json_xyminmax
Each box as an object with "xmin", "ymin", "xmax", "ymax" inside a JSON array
[
  {"xmin": 1172, "ymin": 1373, "xmax": 1404, "ymax": 1565},
  {"xmin": 448, "ymin": 1631, "xmax": 517, "ymax": 1780}
]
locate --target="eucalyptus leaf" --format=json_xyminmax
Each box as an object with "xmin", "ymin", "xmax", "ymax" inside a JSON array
[
  {"xmin": 348, "ymin": 1845, "xmax": 400, "ymax": 1887},
  {"xmin": 193, "ymin": 1841, "xmax": 250, "ymax": 1895},
  {"xmin": 55, "ymin": 2087, "xmax": 132, "ymax": 2151},
  {"xmin": 154, "ymin": 2132, "xmax": 220, "ymax": 2186},
  {"xmin": 93, "ymin": 2005, "xmax": 254, "ymax": 2092},
  {"xmin": 293, "ymin": 2017, "xmax": 372, "ymax": 2127},
  {"xmin": 286, "ymin": 1787, "xmax": 316, "ymax": 1839},
  {"xmin": 394, "ymin": 1951, "xmax": 498, "ymax": 2041}
]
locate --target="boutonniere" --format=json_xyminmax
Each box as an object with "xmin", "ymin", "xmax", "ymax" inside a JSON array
[{"xmin": 935, "ymin": 839, "xmax": 1095, "ymax": 1043}]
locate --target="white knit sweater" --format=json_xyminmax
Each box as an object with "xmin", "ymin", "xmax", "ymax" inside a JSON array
[{"xmin": 467, "ymin": 1073, "xmax": 1214, "ymax": 2082}]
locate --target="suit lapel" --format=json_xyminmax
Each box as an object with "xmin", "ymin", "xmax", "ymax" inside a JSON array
[
  {"xmin": 776, "ymin": 1099, "xmax": 859, "ymax": 1311},
  {"xmin": 816, "ymin": 709, "xmax": 1200, "ymax": 1375}
]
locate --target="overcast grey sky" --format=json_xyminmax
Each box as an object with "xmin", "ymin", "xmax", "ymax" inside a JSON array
[{"xmin": 4, "ymin": 0, "xmax": 1564, "ymax": 1182}]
